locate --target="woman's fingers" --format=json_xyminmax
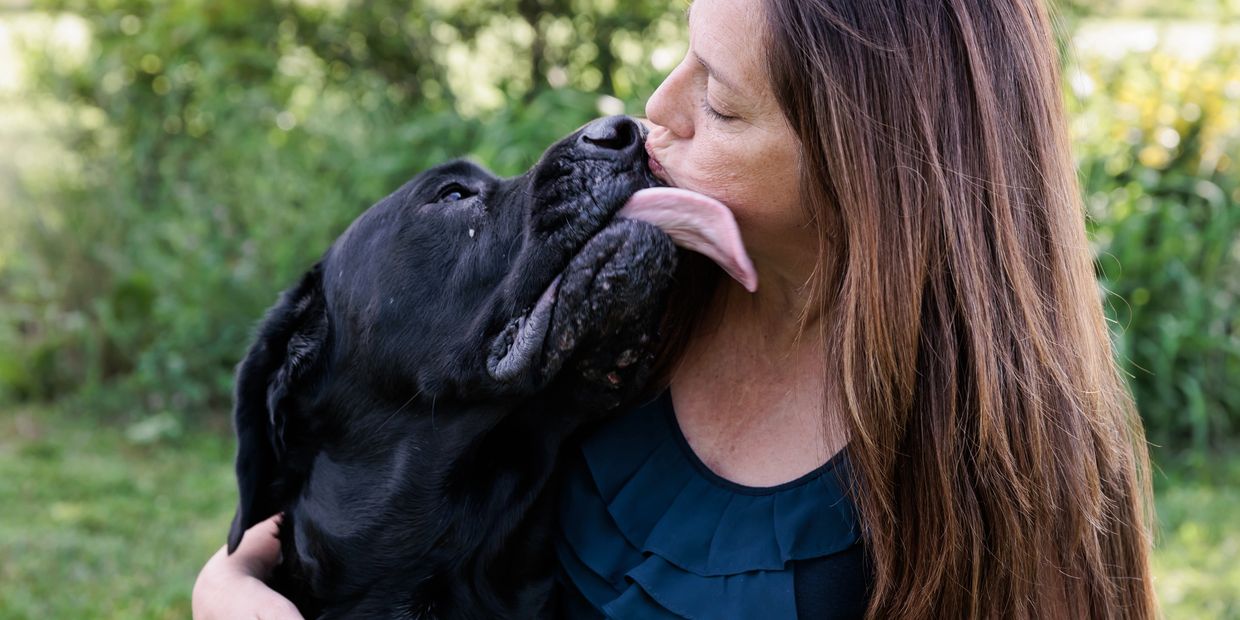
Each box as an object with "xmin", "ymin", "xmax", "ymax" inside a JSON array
[
  {"xmin": 230, "ymin": 514, "xmax": 285, "ymax": 578},
  {"xmin": 192, "ymin": 515, "xmax": 303, "ymax": 620},
  {"xmin": 193, "ymin": 565, "xmax": 305, "ymax": 620}
]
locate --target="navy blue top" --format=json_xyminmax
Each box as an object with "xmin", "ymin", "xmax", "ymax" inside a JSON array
[{"xmin": 555, "ymin": 391, "xmax": 870, "ymax": 619}]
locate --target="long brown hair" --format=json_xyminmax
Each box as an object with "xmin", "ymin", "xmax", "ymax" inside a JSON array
[{"xmin": 657, "ymin": 0, "xmax": 1156, "ymax": 617}]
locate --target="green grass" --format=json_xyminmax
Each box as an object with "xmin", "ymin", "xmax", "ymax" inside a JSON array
[
  {"xmin": 0, "ymin": 405, "xmax": 1236, "ymax": 619},
  {"xmin": 0, "ymin": 406, "xmax": 235, "ymax": 619},
  {"xmin": 1151, "ymin": 449, "xmax": 1240, "ymax": 618}
]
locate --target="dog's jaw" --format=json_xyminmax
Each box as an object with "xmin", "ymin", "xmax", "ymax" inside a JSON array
[
  {"xmin": 487, "ymin": 275, "xmax": 560, "ymax": 384},
  {"xmin": 484, "ymin": 185, "xmax": 757, "ymax": 395},
  {"xmin": 484, "ymin": 216, "xmax": 676, "ymax": 400}
]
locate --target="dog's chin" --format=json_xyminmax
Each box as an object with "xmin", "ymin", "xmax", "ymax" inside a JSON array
[{"xmin": 486, "ymin": 218, "xmax": 674, "ymax": 390}]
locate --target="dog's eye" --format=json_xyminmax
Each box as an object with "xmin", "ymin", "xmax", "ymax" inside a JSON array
[{"xmin": 435, "ymin": 184, "xmax": 475, "ymax": 203}]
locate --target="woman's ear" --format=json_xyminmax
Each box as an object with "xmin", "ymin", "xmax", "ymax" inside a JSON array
[{"xmin": 227, "ymin": 263, "xmax": 328, "ymax": 553}]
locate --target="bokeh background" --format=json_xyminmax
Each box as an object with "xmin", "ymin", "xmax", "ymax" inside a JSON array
[{"xmin": 0, "ymin": 0, "xmax": 1236, "ymax": 617}]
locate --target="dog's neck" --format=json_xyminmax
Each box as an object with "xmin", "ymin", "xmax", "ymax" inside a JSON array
[{"xmin": 277, "ymin": 393, "xmax": 579, "ymax": 617}]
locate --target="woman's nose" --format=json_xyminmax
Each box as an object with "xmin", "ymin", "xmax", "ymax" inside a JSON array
[{"xmin": 646, "ymin": 58, "xmax": 694, "ymax": 139}]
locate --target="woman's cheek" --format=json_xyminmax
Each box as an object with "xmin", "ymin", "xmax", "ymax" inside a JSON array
[{"xmin": 690, "ymin": 149, "xmax": 754, "ymax": 204}]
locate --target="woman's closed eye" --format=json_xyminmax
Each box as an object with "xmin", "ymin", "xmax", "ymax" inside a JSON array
[{"xmin": 702, "ymin": 98, "xmax": 739, "ymax": 122}]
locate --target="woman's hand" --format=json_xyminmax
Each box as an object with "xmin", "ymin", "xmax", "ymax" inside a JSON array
[{"xmin": 192, "ymin": 514, "xmax": 304, "ymax": 620}]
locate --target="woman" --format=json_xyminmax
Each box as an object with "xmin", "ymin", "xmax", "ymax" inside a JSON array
[{"xmin": 195, "ymin": 0, "xmax": 1157, "ymax": 617}]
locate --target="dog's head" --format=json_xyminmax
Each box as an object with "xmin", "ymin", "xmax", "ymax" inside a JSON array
[
  {"xmin": 227, "ymin": 116, "xmax": 677, "ymax": 550},
  {"xmin": 318, "ymin": 116, "xmax": 675, "ymax": 397}
]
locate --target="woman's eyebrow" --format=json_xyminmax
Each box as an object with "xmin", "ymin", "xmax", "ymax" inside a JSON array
[{"xmin": 692, "ymin": 51, "xmax": 741, "ymax": 94}]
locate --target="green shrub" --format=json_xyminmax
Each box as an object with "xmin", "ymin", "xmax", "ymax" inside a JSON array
[
  {"xmin": 0, "ymin": 0, "xmax": 680, "ymax": 416},
  {"xmin": 2, "ymin": 4, "xmax": 1237, "ymax": 453},
  {"xmin": 1070, "ymin": 44, "xmax": 1240, "ymax": 449}
]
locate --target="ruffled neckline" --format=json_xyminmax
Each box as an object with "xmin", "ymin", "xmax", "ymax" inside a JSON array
[{"xmin": 556, "ymin": 391, "xmax": 862, "ymax": 619}]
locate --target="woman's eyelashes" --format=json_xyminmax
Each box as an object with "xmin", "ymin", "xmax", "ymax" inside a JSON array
[{"xmin": 701, "ymin": 97, "xmax": 738, "ymax": 122}]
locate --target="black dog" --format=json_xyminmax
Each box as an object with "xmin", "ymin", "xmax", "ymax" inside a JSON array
[{"xmin": 226, "ymin": 116, "xmax": 680, "ymax": 618}]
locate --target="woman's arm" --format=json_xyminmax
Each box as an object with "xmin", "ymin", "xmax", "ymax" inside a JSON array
[{"xmin": 192, "ymin": 514, "xmax": 304, "ymax": 620}]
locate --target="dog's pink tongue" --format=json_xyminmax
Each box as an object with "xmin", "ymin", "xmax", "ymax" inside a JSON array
[{"xmin": 618, "ymin": 187, "xmax": 758, "ymax": 292}]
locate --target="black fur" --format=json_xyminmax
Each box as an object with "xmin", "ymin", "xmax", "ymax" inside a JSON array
[{"xmin": 226, "ymin": 116, "xmax": 676, "ymax": 618}]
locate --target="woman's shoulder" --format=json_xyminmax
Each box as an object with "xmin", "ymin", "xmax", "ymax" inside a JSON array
[{"xmin": 555, "ymin": 392, "xmax": 869, "ymax": 619}]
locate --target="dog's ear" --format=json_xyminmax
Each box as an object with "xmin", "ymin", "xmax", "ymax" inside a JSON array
[{"xmin": 227, "ymin": 263, "xmax": 329, "ymax": 553}]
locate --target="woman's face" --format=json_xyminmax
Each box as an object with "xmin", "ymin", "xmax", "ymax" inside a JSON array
[{"xmin": 644, "ymin": 0, "xmax": 807, "ymax": 272}]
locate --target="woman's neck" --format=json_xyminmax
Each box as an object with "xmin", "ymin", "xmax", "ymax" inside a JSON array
[
  {"xmin": 667, "ymin": 276, "xmax": 843, "ymax": 487},
  {"xmin": 716, "ymin": 233, "xmax": 824, "ymax": 345}
]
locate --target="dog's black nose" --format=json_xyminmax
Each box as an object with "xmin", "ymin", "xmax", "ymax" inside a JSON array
[{"xmin": 580, "ymin": 116, "xmax": 642, "ymax": 154}]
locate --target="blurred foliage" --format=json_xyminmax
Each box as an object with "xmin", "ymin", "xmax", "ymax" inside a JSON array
[
  {"xmin": 0, "ymin": 0, "xmax": 685, "ymax": 417},
  {"xmin": 0, "ymin": 0, "xmax": 1238, "ymax": 457},
  {"xmin": 1072, "ymin": 0, "xmax": 1240, "ymax": 19},
  {"xmin": 1068, "ymin": 43, "xmax": 1240, "ymax": 450}
]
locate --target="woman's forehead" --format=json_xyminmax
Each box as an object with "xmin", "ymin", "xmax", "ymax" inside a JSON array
[{"xmin": 688, "ymin": 0, "xmax": 768, "ymax": 92}]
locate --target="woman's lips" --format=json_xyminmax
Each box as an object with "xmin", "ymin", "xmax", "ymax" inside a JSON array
[{"xmin": 645, "ymin": 144, "xmax": 671, "ymax": 184}]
